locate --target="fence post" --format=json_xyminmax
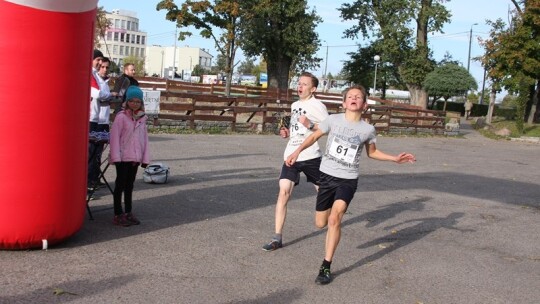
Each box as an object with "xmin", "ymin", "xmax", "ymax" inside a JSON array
[{"xmin": 231, "ymin": 98, "xmax": 237, "ymax": 132}]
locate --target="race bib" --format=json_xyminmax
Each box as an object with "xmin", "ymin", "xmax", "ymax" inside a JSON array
[
  {"xmin": 328, "ymin": 137, "xmax": 359, "ymax": 164},
  {"xmin": 290, "ymin": 121, "xmax": 307, "ymax": 137}
]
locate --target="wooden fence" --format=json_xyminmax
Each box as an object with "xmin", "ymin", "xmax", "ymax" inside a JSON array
[{"xmin": 113, "ymin": 77, "xmax": 446, "ymax": 134}]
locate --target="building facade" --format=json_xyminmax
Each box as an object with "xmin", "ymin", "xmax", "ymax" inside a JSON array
[
  {"xmin": 145, "ymin": 45, "xmax": 213, "ymax": 78},
  {"xmin": 96, "ymin": 9, "xmax": 147, "ymax": 69}
]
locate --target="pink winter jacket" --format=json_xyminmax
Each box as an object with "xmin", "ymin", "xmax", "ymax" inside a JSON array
[{"xmin": 109, "ymin": 110, "xmax": 150, "ymax": 165}]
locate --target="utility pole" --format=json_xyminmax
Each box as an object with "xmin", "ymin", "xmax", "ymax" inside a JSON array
[
  {"xmin": 171, "ymin": 27, "xmax": 177, "ymax": 79},
  {"xmin": 467, "ymin": 23, "xmax": 478, "ymax": 72}
]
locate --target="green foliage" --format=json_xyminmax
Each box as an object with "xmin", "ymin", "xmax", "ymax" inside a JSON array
[
  {"xmin": 240, "ymin": 0, "xmax": 321, "ymax": 89},
  {"xmin": 478, "ymin": 1, "xmax": 540, "ymax": 133},
  {"xmin": 214, "ymin": 53, "xmax": 227, "ymax": 74},
  {"xmin": 423, "ymin": 63, "xmax": 478, "ymax": 100},
  {"xmin": 157, "ymin": 0, "xmax": 244, "ymax": 95},
  {"xmin": 94, "ymin": 7, "xmax": 110, "ymax": 48},
  {"xmin": 237, "ymin": 58, "xmax": 255, "ymax": 75},
  {"xmin": 342, "ymin": 42, "xmax": 404, "ymax": 91},
  {"xmin": 495, "ymin": 107, "xmax": 517, "ymax": 120},
  {"xmin": 191, "ymin": 64, "xmax": 206, "ymax": 76},
  {"xmin": 501, "ymin": 94, "xmax": 518, "ymax": 108},
  {"xmin": 339, "ymin": 0, "xmax": 451, "ymax": 108}
]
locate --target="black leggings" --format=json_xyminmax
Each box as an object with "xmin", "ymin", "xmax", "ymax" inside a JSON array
[{"xmin": 113, "ymin": 162, "xmax": 139, "ymax": 215}]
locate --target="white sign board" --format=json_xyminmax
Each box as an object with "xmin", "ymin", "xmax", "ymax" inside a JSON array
[{"xmin": 142, "ymin": 90, "xmax": 160, "ymax": 118}]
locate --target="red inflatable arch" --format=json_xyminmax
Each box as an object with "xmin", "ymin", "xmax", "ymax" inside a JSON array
[{"xmin": 0, "ymin": 0, "xmax": 98, "ymax": 249}]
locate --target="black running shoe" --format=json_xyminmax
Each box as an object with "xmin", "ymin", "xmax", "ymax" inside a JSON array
[
  {"xmin": 315, "ymin": 266, "xmax": 332, "ymax": 285},
  {"xmin": 262, "ymin": 239, "xmax": 282, "ymax": 251}
]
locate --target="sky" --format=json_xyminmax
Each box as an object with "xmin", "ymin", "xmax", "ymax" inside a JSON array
[{"xmin": 98, "ymin": 0, "xmax": 513, "ymax": 90}]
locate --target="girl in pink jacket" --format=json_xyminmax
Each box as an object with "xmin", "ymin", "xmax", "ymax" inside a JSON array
[{"xmin": 109, "ymin": 86, "xmax": 150, "ymax": 227}]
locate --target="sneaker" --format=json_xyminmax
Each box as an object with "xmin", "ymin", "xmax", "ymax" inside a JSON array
[
  {"xmin": 315, "ymin": 266, "xmax": 332, "ymax": 285},
  {"xmin": 125, "ymin": 212, "xmax": 140, "ymax": 225},
  {"xmin": 262, "ymin": 239, "xmax": 282, "ymax": 251},
  {"xmin": 113, "ymin": 214, "xmax": 131, "ymax": 227}
]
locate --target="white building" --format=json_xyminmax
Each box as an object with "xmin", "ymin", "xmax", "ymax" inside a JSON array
[
  {"xmin": 96, "ymin": 9, "xmax": 147, "ymax": 69},
  {"xmin": 145, "ymin": 45, "xmax": 213, "ymax": 78}
]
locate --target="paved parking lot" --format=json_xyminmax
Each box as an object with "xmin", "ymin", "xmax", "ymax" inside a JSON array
[{"xmin": 1, "ymin": 123, "xmax": 539, "ymax": 303}]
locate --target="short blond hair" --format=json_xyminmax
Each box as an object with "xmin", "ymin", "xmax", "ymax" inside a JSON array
[{"xmin": 342, "ymin": 85, "xmax": 367, "ymax": 104}]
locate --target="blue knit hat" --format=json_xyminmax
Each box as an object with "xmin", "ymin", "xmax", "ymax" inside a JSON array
[{"xmin": 125, "ymin": 86, "xmax": 143, "ymax": 101}]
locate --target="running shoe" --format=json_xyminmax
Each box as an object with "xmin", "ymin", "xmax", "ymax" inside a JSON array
[{"xmin": 262, "ymin": 239, "xmax": 282, "ymax": 251}]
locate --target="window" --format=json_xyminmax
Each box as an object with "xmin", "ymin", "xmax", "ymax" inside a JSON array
[
  {"xmin": 114, "ymin": 19, "xmax": 119, "ymax": 28},
  {"xmin": 113, "ymin": 32, "xmax": 119, "ymax": 41},
  {"xmin": 131, "ymin": 35, "xmax": 135, "ymax": 43},
  {"xmin": 127, "ymin": 21, "xmax": 131, "ymax": 30},
  {"xmin": 140, "ymin": 48, "xmax": 145, "ymax": 57},
  {"xmin": 141, "ymin": 36, "xmax": 146, "ymax": 45},
  {"xmin": 131, "ymin": 47, "xmax": 135, "ymax": 55},
  {"xmin": 124, "ymin": 47, "xmax": 129, "ymax": 56},
  {"xmin": 120, "ymin": 33, "xmax": 125, "ymax": 42},
  {"xmin": 113, "ymin": 45, "xmax": 118, "ymax": 55},
  {"xmin": 106, "ymin": 32, "xmax": 112, "ymax": 41},
  {"xmin": 121, "ymin": 20, "xmax": 126, "ymax": 29},
  {"xmin": 133, "ymin": 22, "xmax": 138, "ymax": 31},
  {"xmin": 120, "ymin": 46, "xmax": 124, "ymax": 55},
  {"xmin": 135, "ymin": 48, "xmax": 139, "ymax": 57},
  {"xmin": 136, "ymin": 35, "xmax": 140, "ymax": 44}
]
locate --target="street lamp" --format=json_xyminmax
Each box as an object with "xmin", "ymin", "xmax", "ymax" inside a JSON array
[
  {"xmin": 373, "ymin": 55, "xmax": 380, "ymax": 96},
  {"xmin": 323, "ymin": 42, "xmax": 329, "ymax": 79},
  {"xmin": 467, "ymin": 23, "xmax": 478, "ymax": 72}
]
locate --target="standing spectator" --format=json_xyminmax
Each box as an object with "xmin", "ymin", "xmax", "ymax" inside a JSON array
[
  {"xmin": 286, "ymin": 85, "xmax": 416, "ymax": 285},
  {"xmin": 88, "ymin": 49, "xmax": 104, "ymax": 191},
  {"xmin": 112, "ymin": 63, "xmax": 139, "ymax": 111},
  {"xmin": 97, "ymin": 57, "xmax": 118, "ymax": 132},
  {"xmin": 464, "ymin": 99, "xmax": 473, "ymax": 120},
  {"xmin": 109, "ymin": 86, "xmax": 150, "ymax": 226},
  {"xmin": 262, "ymin": 72, "xmax": 329, "ymax": 251},
  {"xmin": 89, "ymin": 57, "xmax": 119, "ymax": 188}
]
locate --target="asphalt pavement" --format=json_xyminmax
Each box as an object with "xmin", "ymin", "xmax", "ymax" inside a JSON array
[{"xmin": 1, "ymin": 123, "xmax": 539, "ymax": 304}]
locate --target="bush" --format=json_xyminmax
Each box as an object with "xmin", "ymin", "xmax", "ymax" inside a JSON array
[{"xmin": 495, "ymin": 107, "xmax": 516, "ymax": 120}]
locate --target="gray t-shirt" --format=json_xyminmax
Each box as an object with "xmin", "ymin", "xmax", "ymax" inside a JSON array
[{"xmin": 318, "ymin": 113, "xmax": 377, "ymax": 179}]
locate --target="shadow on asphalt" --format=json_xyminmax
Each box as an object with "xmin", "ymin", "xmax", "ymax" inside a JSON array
[
  {"xmin": 358, "ymin": 172, "xmax": 539, "ymax": 208},
  {"xmin": 286, "ymin": 196, "xmax": 430, "ymax": 248},
  {"xmin": 67, "ymin": 166, "xmax": 319, "ymax": 248},
  {"xmin": 76, "ymin": 167, "xmax": 538, "ymax": 250},
  {"xmin": 0, "ymin": 275, "xmax": 136, "ymax": 303},
  {"xmin": 152, "ymin": 153, "xmax": 267, "ymax": 162},
  {"xmin": 335, "ymin": 212, "xmax": 473, "ymax": 277}
]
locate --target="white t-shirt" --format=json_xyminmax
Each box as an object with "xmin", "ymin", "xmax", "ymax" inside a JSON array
[
  {"xmin": 97, "ymin": 76, "xmax": 112, "ymax": 125},
  {"xmin": 283, "ymin": 96, "xmax": 329, "ymax": 161}
]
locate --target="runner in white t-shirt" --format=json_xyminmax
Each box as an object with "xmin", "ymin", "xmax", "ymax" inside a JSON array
[{"xmin": 262, "ymin": 72, "xmax": 329, "ymax": 252}]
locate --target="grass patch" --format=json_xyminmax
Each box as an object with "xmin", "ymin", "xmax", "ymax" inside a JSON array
[{"xmin": 475, "ymin": 117, "xmax": 540, "ymax": 138}]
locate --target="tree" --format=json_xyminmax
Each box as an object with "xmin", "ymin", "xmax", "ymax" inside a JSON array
[
  {"xmin": 240, "ymin": 0, "xmax": 322, "ymax": 91},
  {"xmin": 342, "ymin": 42, "xmax": 405, "ymax": 98},
  {"xmin": 94, "ymin": 7, "xmax": 110, "ymax": 48},
  {"xmin": 237, "ymin": 58, "xmax": 255, "ymax": 75},
  {"xmin": 213, "ymin": 53, "xmax": 227, "ymax": 74},
  {"xmin": 478, "ymin": 1, "xmax": 540, "ymax": 131},
  {"xmin": 423, "ymin": 63, "xmax": 478, "ymax": 109},
  {"xmin": 339, "ymin": 0, "xmax": 451, "ymax": 109},
  {"xmin": 191, "ymin": 64, "xmax": 206, "ymax": 76},
  {"xmin": 157, "ymin": 0, "xmax": 243, "ymax": 96}
]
